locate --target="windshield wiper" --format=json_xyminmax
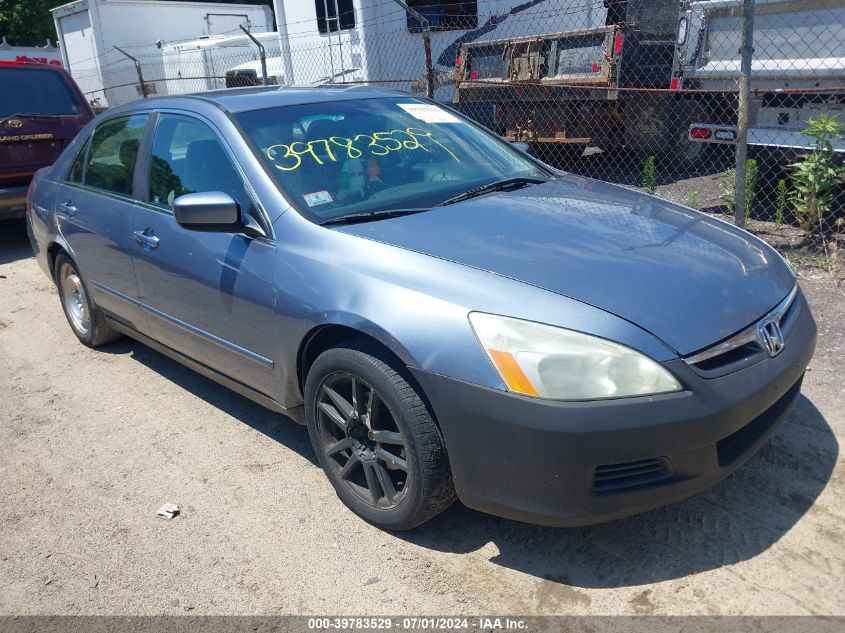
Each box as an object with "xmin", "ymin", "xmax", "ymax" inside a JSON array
[
  {"xmin": 436, "ymin": 177, "xmax": 547, "ymax": 207},
  {"xmin": 0, "ymin": 112, "xmax": 62, "ymax": 126},
  {"xmin": 321, "ymin": 208, "xmax": 429, "ymax": 226}
]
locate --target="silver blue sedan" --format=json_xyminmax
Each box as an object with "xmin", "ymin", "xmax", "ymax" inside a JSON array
[{"xmin": 27, "ymin": 87, "xmax": 816, "ymax": 529}]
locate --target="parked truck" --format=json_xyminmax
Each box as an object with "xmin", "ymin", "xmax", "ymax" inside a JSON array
[
  {"xmin": 453, "ymin": 0, "xmax": 845, "ymax": 164},
  {"xmin": 267, "ymin": 0, "xmax": 614, "ymax": 94},
  {"xmin": 51, "ymin": 0, "xmax": 274, "ymax": 108},
  {"xmin": 676, "ymin": 0, "xmax": 845, "ymax": 156},
  {"xmin": 452, "ymin": 0, "xmax": 716, "ymax": 164}
]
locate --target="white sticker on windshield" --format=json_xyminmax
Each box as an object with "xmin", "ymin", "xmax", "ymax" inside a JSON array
[
  {"xmin": 397, "ymin": 103, "xmax": 461, "ymax": 124},
  {"xmin": 304, "ymin": 190, "xmax": 333, "ymax": 207}
]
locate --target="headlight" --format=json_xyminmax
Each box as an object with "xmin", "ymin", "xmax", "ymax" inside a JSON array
[{"xmin": 468, "ymin": 312, "xmax": 681, "ymax": 400}]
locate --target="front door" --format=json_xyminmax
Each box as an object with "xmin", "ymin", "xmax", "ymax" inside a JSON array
[
  {"xmin": 55, "ymin": 114, "xmax": 149, "ymax": 329},
  {"xmin": 130, "ymin": 113, "xmax": 277, "ymax": 395}
]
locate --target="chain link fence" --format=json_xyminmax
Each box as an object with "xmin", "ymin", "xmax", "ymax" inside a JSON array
[{"xmin": 67, "ymin": 0, "xmax": 845, "ymax": 269}]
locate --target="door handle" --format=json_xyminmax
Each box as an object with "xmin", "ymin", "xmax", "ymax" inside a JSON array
[
  {"xmin": 58, "ymin": 202, "xmax": 77, "ymax": 217},
  {"xmin": 133, "ymin": 229, "xmax": 160, "ymax": 249}
]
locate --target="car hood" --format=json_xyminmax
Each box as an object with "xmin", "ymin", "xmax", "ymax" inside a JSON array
[{"xmin": 336, "ymin": 176, "xmax": 795, "ymax": 356}]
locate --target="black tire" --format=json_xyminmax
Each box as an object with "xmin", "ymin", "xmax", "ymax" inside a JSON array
[
  {"xmin": 304, "ymin": 338, "xmax": 456, "ymax": 530},
  {"xmin": 54, "ymin": 253, "xmax": 121, "ymax": 348},
  {"xmin": 660, "ymin": 99, "xmax": 710, "ymax": 170}
]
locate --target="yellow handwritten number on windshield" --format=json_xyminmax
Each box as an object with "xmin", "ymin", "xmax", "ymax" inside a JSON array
[{"xmin": 265, "ymin": 127, "xmax": 460, "ymax": 172}]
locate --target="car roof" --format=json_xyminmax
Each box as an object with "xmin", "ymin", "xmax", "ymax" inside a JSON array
[
  {"xmin": 0, "ymin": 61, "xmax": 71, "ymax": 75},
  {"xmin": 124, "ymin": 85, "xmax": 414, "ymax": 116}
]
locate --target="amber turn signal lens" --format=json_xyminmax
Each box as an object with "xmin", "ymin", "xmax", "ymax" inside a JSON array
[{"xmin": 488, "ymin": 349, "xmax": 539, "ymax": 397}]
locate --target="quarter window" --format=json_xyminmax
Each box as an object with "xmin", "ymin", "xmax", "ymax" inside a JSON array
[
  {"xmin": 84, "ymin": 115, "xmax": 148, "ymax": 197},
  {"xmin": 406, "ymin": 1, "xmax": 478, "ymax": 32},
  {"xmin": 316, "ymin": 0, "xmax": 355, "ymax": 34},
  {"xmin": 147, "ymin": 114, "xmax": 252, "ymax": 214}
]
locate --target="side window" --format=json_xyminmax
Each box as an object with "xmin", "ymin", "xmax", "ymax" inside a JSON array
[
  {"xmin": 66, "ymin": 137, "xmax": 89, "ymax": 185},
  {"xmin": 316, "ymin": 0, "xmax": 355, "ymax": 34},
  {"xmin": 148, "ymin": 114, "xmax": 253, "ymax": 214},
  {"xmin": 406, "ymin": 0, "xmax": 477, "ymax": 32},
  {"xmin": 84, "ymin": 114, "xmax": 148, "ymax": 197}
]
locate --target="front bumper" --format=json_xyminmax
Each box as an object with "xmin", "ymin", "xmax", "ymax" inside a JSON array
[
  {"xmin": 0, "ymin": 184, "xmax": 28, "ymax": 220},
  {"xmin": 412, "ymin": 291, "xmax": 817, "ymax": 527}
]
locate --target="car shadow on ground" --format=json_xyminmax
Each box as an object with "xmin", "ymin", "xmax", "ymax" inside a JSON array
[
  {"xmin": 0, "ymin": 219, "xmax": 32, "ymax": 265},
  {"xmin": 399, "ymin": 395, "xmax": 837, "ymax": 588},
  {"xmin": 107, "ymin": 328, "xmax": 837, "ymax": 589},
  {"xmin": 101, "ymin": 338, "xmax": 317, "ymax": 466}
]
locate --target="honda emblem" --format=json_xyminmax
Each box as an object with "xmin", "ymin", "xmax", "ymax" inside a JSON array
[{"xmin": 757, "ymin": 319, "xmax": 785, "ymax": 357}]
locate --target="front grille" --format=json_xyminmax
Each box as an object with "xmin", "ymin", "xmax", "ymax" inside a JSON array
[
  {"xmin": 685, "ymin": 286, "xmax": 800, "ymax": 378},
  {"xmin": 692, "ymin": 340, "xmax": 762, "ymax": 373},
  {"xmin": 593, "ymin": 457, "xmax": 673, "ymax": 493},
  {"xmin": 226, "ymin": 69, "xmax": 259, "ymax": 88}
]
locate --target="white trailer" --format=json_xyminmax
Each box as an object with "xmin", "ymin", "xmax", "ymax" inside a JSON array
[
  {"xmin": 51, "ymin": 0, "xmax": 274, "ymax": 107},
  {"xmin": 676, "ymin": 0, "xmax": 845, "ymax": 154},
  {"xmin": 161, "ymin": 31, "xmax": 281, "ymax": 96}
]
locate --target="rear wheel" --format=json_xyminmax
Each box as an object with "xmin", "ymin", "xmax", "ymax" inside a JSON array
[
  {"xmin": 304, "ymin": 339, "xmax": 455, "ymax": 530},
  {"xmin": 661, "ymin": 100, "xmax": 709, "ymax": 169},
  {"xmin": 54, "ymin": 253, "xmax": 121, "ymax": 348}
]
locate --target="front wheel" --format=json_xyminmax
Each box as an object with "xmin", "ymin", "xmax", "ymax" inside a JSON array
[{"xmin": 304, "ymin": 339, "xmax": 456, "ymax": 530}]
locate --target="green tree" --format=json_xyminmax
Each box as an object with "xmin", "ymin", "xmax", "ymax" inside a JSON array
[{"xmin": 0, "ymin": 0, "xmax": 57, "ymax": 46}]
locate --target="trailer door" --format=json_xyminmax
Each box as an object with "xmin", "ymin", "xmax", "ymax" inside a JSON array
[{"xmin": 57, "ymin": 11, "xmax": 104, "ymax": 105}]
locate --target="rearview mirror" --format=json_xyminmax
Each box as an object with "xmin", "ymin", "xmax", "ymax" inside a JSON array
[
  {"xmin": 173, "ymin": 191, "xmax": 240, "ymax": 229},
  {"xmin": 511, "ymin": 141, "xmax": 531, "ymax": 155}
]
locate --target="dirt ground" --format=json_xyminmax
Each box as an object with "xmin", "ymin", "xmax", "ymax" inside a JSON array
[{"xmin": 0, "ymin": 217, "xmax": 843, "ymax": 616}]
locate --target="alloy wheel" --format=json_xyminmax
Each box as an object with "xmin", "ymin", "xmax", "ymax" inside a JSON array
[{"xmin": 315, "ymin": 372, "xmax": 409, "ymax": 509}]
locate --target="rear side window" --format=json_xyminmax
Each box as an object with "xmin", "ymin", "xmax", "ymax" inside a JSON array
[
  {"xmin": 147, "ymin": 114, "xmax": 252, "ymax": 214},
  {"xmin": 67, "ymin": 138, "xmax": 89, "ymax": 185},
  {"xmin": 0, "ymin": 67, "xmax": 85, "ymax": 118},
  {"xmin": 84, "ymin": 115, "xmax": 148, "ymax": 197}
]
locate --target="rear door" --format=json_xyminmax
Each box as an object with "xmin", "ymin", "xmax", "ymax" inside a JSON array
[
  {"xmin": 130, "ymin": 112, "xmax": 277, "ymax": 395},
  {"xmin": 55, "ymin": 113, "xmax": 149, "ymax": 329}
]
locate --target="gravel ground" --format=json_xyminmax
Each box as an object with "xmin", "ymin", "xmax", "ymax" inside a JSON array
[{"xmin": 1, "ymin": 217, "xmax": 843, "ymax": 616}]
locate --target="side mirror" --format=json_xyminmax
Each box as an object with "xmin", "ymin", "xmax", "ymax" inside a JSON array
[
  {"xmin": 173, "ymin": 191, "xmax": 240, "ymax": 230},
  {"xmin": 511, "ymin": 141, "xmax": 531, "ymax": 154}
]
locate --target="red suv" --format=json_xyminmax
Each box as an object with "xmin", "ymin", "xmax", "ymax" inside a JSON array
[{"xmin": 1, "ymin": 62, "xmax": 93, "ymax": 221}]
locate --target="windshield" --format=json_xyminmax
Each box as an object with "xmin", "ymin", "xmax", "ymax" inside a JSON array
[
  {"xmin": 235, "ymin": 97, "xmax": 549, "ymax": 223},
  {"xmin": 0, "ymin": 67, "xmax": 84, "ymax": 118}
]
